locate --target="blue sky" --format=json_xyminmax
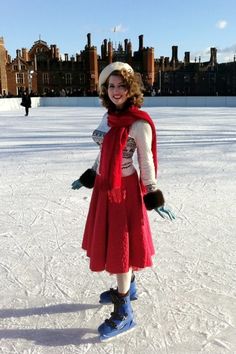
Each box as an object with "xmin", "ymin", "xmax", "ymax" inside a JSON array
[{"xmin": 1, "ymin": 0, "xmax": 236, "ymax": 63}]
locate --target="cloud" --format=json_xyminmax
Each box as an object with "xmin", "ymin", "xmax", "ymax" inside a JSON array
[
  {"xmin": 192, "ymin": 44, "xmax": 236, "ymax": 63},
  {"xmin": 111, "ymin": 24, "xmax": 127, "ymax": 33},
  {"xmin": 216, "ymin": 44, "xmax": 236, "ymax": 62},
  {"xmin": 216, "ymin": 20, "xmax": 228, "ymax": 29},
  {"xmin": 217, "ymin": 44, "xmax": 236, "ymax": 54}
]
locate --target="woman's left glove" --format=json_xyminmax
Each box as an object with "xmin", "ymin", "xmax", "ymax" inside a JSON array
[
  {"xmin": 155, "ymin": 205, "xmax": 176, "ymax": 220},
  {"xmin": 143, "ymin": 189, "xmax": 175, "ymax": 221}
]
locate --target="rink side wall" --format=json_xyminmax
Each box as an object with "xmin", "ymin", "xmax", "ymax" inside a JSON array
[{"xmin": 1, "ymin": 96, "xmax": 236, "ymax": 111}]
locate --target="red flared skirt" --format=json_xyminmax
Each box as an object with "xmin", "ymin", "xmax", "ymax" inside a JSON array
[{"xmin": 82, "ymin": 171, "xmax": 155, "ymax": 273}]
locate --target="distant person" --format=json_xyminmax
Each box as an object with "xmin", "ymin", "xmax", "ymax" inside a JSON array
[
  {"xmin": 21, "ymin": 89, "xmax": 31, "ymax": 116},
  {"xmin": 71, "ymin": 62, "xmax": 175, "ymax": 341},
  {"xmin": 60, "ymin": 88, "xmax": 66, "ymax": 97}
]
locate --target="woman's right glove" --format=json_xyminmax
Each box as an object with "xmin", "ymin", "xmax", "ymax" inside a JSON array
[
  {"xmin": 71, "ymin": 168, "xmax": 96, "ymax": 189},
  {"xmin": 143, "ymin": 189, "xmax": 165, "ymax": 210}
]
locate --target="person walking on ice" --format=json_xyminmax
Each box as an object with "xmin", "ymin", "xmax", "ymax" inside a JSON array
[
  {"xmin": 20, "ymin": 88, "xmax": 31, "ymax": 116},
  {"xmin": 72, "ymin": 62, "xmax": 175, "ymax": 341}
]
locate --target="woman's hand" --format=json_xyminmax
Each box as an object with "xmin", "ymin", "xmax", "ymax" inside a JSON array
[
  {"xmin": 154, "ymin": 205, "xmax": 176, "ymax": 221},
  {"xmin": 71, "ymin": 179, "xmax": 83, "ymax": 190}
]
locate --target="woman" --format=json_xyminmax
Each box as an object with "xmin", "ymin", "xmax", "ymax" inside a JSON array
[
  {"xmin": 21, "ymin": 89, "xmax": 31, "ymax": 116},
  {"xmin": 72, "ymin": 62, "xmax": 175, "ymax": 341}
]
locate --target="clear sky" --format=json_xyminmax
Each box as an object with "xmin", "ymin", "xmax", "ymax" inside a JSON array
[{"xmin": 1, "ymin": 0, "xmax": 236, "ymax": 63}]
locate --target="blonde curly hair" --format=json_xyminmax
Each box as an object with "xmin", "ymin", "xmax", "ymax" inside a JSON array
[{"xmin": 99, "ymin": 69, "xmax": 144, "ymax": 111}]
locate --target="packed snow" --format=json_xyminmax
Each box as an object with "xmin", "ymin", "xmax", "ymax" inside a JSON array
[{"xmin": 0, "ymin": 105, "xmax": 235, "ymax": 354}]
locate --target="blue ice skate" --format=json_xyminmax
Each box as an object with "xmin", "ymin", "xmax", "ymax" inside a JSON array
[
  {"xmin": 99, "ymin": 276, "xmax": 138, "ymax": 304},
  {"xmin": 98, "ymin": 291, "xmax": 136, "ymax": 341}
]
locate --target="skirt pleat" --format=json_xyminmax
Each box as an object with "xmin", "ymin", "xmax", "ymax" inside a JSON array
[{"xmin": 82, "ymin": 171, "xmax": 155, "ymax": 273}]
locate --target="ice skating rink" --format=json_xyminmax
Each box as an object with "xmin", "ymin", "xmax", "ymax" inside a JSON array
[{"xmin": 0, "ymin": 106, "xmax": 236, "ymax": 353}]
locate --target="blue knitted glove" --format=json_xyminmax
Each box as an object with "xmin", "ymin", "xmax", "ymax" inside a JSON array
[
  {"xmin": 155, "ymin": 205, "xmax": 176, "ymax": 221},
  {"xmin": 71, "ymin": 179, "xmax": 83, "ymax": 190}
]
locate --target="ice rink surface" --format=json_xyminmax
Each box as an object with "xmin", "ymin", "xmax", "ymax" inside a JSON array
[{"xmin": 0, "ymin": 106, "xmax": 236, "ymax": 353}]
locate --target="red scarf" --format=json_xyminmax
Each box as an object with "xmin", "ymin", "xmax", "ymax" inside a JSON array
[{"xmin": 99, "ymin": 106, "xmax": 157, "ymax": 203}]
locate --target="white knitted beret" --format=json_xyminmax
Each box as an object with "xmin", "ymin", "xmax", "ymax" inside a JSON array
[{"xmin": 98, "ymin": 62, "xmax": 134, "ymax": 90}]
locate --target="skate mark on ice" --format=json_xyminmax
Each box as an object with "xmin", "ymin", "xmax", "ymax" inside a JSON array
[{"xmin": 152, "ymin": 269, "xmax": 183, "ymax": 351}]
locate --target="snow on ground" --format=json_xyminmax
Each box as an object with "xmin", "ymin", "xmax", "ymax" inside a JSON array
[{"xmin": 0, "ymin": 106, "xmax": 236, "ymax": 354}]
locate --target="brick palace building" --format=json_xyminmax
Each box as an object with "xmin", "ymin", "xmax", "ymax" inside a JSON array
[{"xmin": 0, "ymin": 33, "xmax": 235, "ymax": 97}]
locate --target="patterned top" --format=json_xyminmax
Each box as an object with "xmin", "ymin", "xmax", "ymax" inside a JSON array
[{"xmin": 91, "ymin": 113, "xmax": 158, "ymax": 193}]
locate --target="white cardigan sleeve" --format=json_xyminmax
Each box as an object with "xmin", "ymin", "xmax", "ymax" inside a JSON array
[{"xmin": 131, "ymin": 120, "xmax": 158, "ymax": 192}]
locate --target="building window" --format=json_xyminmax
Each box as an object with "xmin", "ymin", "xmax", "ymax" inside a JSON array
[
  {"xmin": 43, "ymin": 73, "xmax": 49, "ymax": 84},
  {"xmin": 79, "ymin": 74, "xmax": 85, "ymax": 84},
  {"xmin": 184, "ymin": 74, "xmax": 190, "ymax": 83},
  {"xmin": 16, "ymin": 73, "xmax": 24, "ymax": 84},
  {"xmin": 65, "ymin": 73, "xmax": 72, "ymax": 85},
  {"xmin": 164, "ymin": 73, "xmax": 169, "ymax": 83},
  {"xmin": 13, "ymin": 65, "xmax": 18, "ymax": 71},
  {"xmin": 21, "ymin": 65, "xmax": 26, "ymax": 71}
]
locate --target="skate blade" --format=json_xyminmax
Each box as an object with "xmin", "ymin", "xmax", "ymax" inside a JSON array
[{"xmin": 99, "ymin": 322, "xmax": 136, "ymax": 342}]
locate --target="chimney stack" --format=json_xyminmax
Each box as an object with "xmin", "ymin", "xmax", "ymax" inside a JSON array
[
  {"xmin": 171, "ymin": 46, "xmax": 178, "ymax": 62},
  {"xmin": 139, "ymin": 35, "xmax": 144, "ymax": 51},
  {"xmin": 210, "ymin": 47, "xmax": 217, "ymax": 65},
  {"xmin": 87, "ymin": 33, "xmax": 91, "ymax": 48},
  {"xmin": 184, "ymin": 51, "xmax": 190, "ymax": 65}
]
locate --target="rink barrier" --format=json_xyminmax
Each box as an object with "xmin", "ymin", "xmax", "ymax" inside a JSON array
[{"xmin": 0, "ymin": 96, "xmax": 236, "ymax": 111}]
